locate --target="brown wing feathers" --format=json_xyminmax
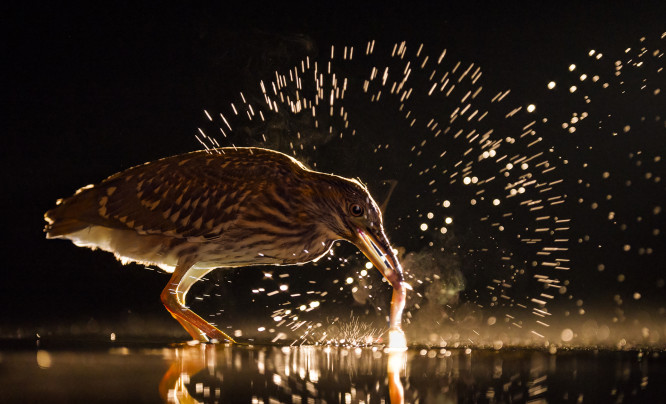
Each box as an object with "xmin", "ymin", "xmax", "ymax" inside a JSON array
[{"xmin": 44, "ymin": 149, "xmax": 295, "ymax": 241}]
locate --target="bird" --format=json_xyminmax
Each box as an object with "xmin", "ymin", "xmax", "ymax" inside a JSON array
[{"xmin": 44, "ymin": 147, "xmax": 407, "ymax": 344}]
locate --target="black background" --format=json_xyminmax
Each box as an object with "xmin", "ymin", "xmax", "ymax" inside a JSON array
[{"xmin": 3, "ymin": 2, "xmax": 665, "ymax": 337}]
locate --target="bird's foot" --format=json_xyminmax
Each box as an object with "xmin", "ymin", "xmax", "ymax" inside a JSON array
[{"xmin": 203, "ymin": 328, "xmax": 236, "ymax": 344}]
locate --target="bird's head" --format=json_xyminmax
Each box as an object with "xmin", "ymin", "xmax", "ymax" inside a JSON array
[{"xmin": 312, "ymin": 174, "xmax": 404, "ymax": 286}]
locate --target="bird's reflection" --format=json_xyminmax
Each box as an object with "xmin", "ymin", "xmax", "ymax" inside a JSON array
[
  {"xmin": 159, "ymin": 343, "xmax": 406, "ymax": 403},
  {"xmin": 157, "ymin": 344, "xmax": 657, "ymax": 403}
]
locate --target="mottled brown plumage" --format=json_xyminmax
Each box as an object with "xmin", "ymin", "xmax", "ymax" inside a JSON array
[{"xmin": 45, "ymin": 147, "xmax": 406, "ymax": 343}]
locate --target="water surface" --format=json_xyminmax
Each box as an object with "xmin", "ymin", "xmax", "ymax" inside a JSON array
[{"xmin": 2, "ymin": 338, "xmax": 664, "ymax": 403}]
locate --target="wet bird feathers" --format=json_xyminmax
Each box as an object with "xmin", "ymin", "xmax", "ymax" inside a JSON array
[
  {"xmin": 46, "ymin": 148, "xmax": 312, "ymax": 240},
  {"xmin": 43, "ymin": 147, "xmax": 342, "ymax": 270}
]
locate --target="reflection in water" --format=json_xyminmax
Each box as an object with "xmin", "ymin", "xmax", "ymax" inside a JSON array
[
  {"xmin": 387, "ymin": 349, "xmax": 405, "ymax": 404},
  {"xmin": 160, "ymin": 344, "xmax": 406, "ymax": 403},
  {"xmin": 158, "ymin": 344, "xmax": 665, "ymax": 403},
  {"xmin": 1, "ymin": 342, "xmax": 663, "ymax": 403}
]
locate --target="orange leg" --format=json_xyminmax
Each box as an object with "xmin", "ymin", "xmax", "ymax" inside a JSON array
[{"xmin": 160, "ymin": 259, "xmax": 235, "ymax": 343}]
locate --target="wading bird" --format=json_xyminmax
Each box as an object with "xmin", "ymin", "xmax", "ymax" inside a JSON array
[{"xmin": 45, "ymin": 147, "xmax": 407, "ymax": 344}]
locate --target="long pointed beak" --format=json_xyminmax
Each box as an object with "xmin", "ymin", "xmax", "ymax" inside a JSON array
[
  {"xmin": 354, "ymin": 227, "xmax": 407, "ymax": 334},
  {"xmin": 355, "ymin": 228, "xmax": 403, "ymax": 286}
]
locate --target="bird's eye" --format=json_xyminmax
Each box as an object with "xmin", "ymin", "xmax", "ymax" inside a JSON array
[{"xmin": 349, "ymin": 203, "xmax": 364, "ymax": 217}]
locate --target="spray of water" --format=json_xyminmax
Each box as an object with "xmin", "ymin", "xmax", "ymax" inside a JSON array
[{"xmin": 192, "ymin": 32, "xmax": 664, "ymax": 348}]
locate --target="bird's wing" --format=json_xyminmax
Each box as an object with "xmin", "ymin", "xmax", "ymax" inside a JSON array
[{"xmin": 46, "ymin": 151, "xmax": 273, "ymax": 240}]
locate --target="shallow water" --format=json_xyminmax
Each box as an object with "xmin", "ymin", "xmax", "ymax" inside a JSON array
[
  {"xmin": 1, "ymin": 338, "xmax": 664, "ymax": 403},
  {"xmin": 4, "ymin": 5, "xmax": 665, "ymax": 404}
]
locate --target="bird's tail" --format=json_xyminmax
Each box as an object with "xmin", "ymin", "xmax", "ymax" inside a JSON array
[
  {"xmin": 44, "ymin": 214, "xmax": 90, "ymax": 238},
  {"xmin": 44, "ymin": 185, "xmax": 99, "ymax": 238}
]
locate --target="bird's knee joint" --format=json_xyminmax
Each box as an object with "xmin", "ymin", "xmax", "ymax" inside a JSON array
[{"xmin": 160, "ymin": 287, "xmax": 180, "ymax": 308}]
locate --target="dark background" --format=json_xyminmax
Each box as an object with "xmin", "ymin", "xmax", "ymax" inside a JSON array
[{"xmin": 3, "ymin": 2, "xmax": 665, "ymax": 339}]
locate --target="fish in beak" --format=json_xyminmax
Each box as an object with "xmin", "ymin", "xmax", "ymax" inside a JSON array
[{"xmin": 354, "ymin": 227, "xmax": 407, "ymax": 344}]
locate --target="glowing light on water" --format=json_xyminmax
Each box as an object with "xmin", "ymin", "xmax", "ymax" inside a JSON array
[
  {"xmin": 561, "ymin": 328, "xmax": 574, "ymax": 342},
  {"xmin": 36, "ymin": 350, "xmax": 52, "ymax": 369},
  {"xmin": 193, "ymin": 31, "xmax": 664, "ymax": 348},
  {"xmin": 387, "ymin": 328, "xmax": 407, "ymax": 351}
]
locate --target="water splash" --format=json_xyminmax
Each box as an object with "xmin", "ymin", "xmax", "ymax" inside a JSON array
[
  {"xmin": 533, "ymin": 33, "xmax": 666, "ymax": 348},
  {"xmin": 193, "ymin": 32, "xmax": 665, "ymax": 348}
]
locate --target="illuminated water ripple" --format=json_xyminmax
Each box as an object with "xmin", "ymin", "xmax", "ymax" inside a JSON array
[{"xmin": 195, "ymin": 32, "xmax": 664, "ymax": 348}]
